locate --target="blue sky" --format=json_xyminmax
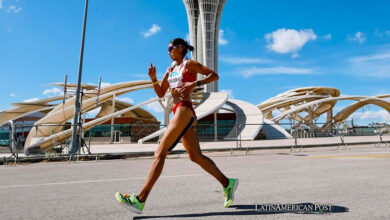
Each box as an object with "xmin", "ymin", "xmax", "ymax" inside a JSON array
[{"xmin": 1, "ymin": 0, "xmax": 390, "ymax": 125}]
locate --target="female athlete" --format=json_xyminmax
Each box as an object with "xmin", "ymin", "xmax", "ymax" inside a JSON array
[{"xmin": 116, "ymin": 38, "xmax": 238, "ymax": 214}]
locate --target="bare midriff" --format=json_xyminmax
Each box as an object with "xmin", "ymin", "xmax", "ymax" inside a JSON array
[{"xmin": 170, "ymin": 88, "xmax": 191, "ymax": 105}]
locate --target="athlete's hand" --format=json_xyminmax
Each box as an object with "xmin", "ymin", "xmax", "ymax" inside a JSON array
[
  {"xmin": 148, "ymin": 63, "xmax": 157, "ymax": 81},
  {"xmin": 179, "ymin": 82, "xmax": 196, "ymax": 98}
]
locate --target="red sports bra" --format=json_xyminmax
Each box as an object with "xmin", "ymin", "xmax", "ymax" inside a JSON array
[{"xmin": 167, "ymin": 60, "xmax": 196, "ymax": 88}]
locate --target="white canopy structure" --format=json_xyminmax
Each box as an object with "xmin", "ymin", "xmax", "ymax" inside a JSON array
[{"xmin": 1, "ymin": 83, "xmax": 389, "ymax": 155}]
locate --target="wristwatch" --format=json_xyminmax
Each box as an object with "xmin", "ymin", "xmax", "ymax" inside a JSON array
[{"xmin": 196, "ymin": 81, "xmax": 202, "ymax": 86}]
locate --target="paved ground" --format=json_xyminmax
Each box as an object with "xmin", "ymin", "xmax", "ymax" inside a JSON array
[{"xmin": 1, "ymin": 144, "xmax": 389, "ymax": 220}]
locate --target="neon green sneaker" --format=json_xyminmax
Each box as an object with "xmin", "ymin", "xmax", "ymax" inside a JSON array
[
  {"xmin": 223, "ymin": 178, "xmax": 239, "ymax": 207},
  {"xmin": 115, "ymin": 192, "xmax": 145, "ymax": 214}
]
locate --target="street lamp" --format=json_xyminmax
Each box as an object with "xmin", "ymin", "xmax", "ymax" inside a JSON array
[{"xmin": 69, "ymin": 0, "xmax": 89, "ymax": 154}]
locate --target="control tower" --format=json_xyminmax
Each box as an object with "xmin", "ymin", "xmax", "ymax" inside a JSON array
[{"xmin": 183, "ymin": 0, "xmax": 227, "ymax": 92}]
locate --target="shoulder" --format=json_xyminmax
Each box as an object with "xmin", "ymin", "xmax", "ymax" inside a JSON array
[
  {"xmin": 186, "ymin": 59, "xmax": 199, "ymax": 65},
  {"xmin": 184, "ymin": 60, "xmax": 198, "ymax": 76},
  {"xmin": 186, "ymin": 59, "xmax": 201, "ymax": 69}
]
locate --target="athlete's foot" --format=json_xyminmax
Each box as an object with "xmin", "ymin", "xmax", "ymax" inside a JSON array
[
  {"xmin": 115, "ymin": 192, "xmax": 145, "ymax": 214},
  {"xmin": 223, "ymin": 178, "xmax": 239, "ymax": 207}
]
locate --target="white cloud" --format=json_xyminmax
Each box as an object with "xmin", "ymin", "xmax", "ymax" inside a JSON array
[
  {"xmin": 347, "ymin": 51, "xmax": 390, "ymax": 78},
  {"xmin": 23, "ymin": 98, "xmax": 39, "ymax": 103},
  {"xmin": 100, "ymin": 82, "xmax": 111, "ymax": 88},
  {"xmin": 323, "ymin": 34, "xmax": 332, "ymax": 40},
  {"xmin": 146, "ymin": 101, "xmax": 163, "ymax": 113},
  {"xmin": 291, "ymin": 52, "xmax": 299, "ymax": 58},
  {"xmin": 116, "ymin": 97, "xmax": 134, "ymax": 104},
  {"xmin": 219, "ymin": 30, "xmax": 228, "ymax": 45},
  {"xmin": 265, "ymin": 28, "xmax": 317, "ymax": 57},
  {"xmin": 241, "ymin": 66, "xmax": 313, "ymax": 78},
  {"xmin": 348, "ymin": 32, "xmax": 366, "ymax": 44},
  {"xmin": 143, "ymin": 24, "xmax": 161, "ymax": 38},
  {"xmin": 220, "ymin": 89, "xmax": 234, "ymax": 98},
  {"xmin": 0, "ymin": 0, "xmax": 3, "ymax": 9},
  {"xmin": 350, "ymin": 110, "xmax": 390, "ymax": 122},
  {"xmin": 349, "ymin": 52, "xmax": 390, "ymax": 63},
  {"xmin": 43, "ymin": 87, "xmax": 62, "ymax": 96},
  {"xmin": 374, "ymin": 29, "xmax": 390, "ymax": 38},
  {"xmin": 10, "ymin": 93, "xmax": 15, "ymax": 97},
  {"xmin": 7, "ymin": 5, "xmax": 22, "ymax": 13},
  {"xmin": 220, "ymin": 56, "xmax": 271, "ymax": 65},
  {"xmin": 350, "ymin": 63, "xmax": 390, "ymax": 78}
]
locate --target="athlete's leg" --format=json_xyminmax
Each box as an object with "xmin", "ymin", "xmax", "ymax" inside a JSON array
[
  {"xmin": 181, "ymin": 117, "xmax": 229, "ymax": 188},
  {"xmin": 137, "ymin": 107, "xmax": 194, "ymax": 202}
]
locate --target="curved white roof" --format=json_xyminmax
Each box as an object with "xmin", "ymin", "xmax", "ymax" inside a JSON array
[{"xmin": 224, "ymin": 98, "xmax": 263, "ymax": 140}]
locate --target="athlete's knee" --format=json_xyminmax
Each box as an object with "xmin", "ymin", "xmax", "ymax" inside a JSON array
[
  {"xmin": 154, "ymin": 149, "xmax": 168, "ymax": 161},
  {"xmin": 188, "ymin": 153, "xmax": 204, "ymax": 164}
]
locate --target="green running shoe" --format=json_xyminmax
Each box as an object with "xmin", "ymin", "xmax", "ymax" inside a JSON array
[
  {"xmin": 115, "ymin": 192, "xmax": 145, "ymax": 214},
  {"xmin": 223, "ymin": 178, "xmax": 239, "ymax": 207}
]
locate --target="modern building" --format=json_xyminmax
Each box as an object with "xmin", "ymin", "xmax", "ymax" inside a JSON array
[{"xmin": 183, "ymin": 0, "xmax": 227, "ymax": 92}]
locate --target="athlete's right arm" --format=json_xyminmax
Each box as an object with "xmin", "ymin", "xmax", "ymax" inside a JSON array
[{"xmin": 148, "ymin": 63, "xmax": 170, "ymax": 98}]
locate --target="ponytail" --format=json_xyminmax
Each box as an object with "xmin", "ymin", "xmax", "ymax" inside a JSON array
[{"xmin": 170, "ymin": 38, "xmax": 194, "ymax": 56}]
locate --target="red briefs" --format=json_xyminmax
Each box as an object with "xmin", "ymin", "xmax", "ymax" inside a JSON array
[{"xmin": 172, "ymin": 101, "xmax": 197, "ymax": 119}]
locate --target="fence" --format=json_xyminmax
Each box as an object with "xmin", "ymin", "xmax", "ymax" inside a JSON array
[{"xmin": 1, "ymin": 121, "xmax": 389, "ymax": 164}]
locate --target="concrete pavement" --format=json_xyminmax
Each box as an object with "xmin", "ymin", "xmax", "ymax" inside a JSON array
[{"xmin": 1, "ymin": 144, "xmax": 389, "ymax": 219}]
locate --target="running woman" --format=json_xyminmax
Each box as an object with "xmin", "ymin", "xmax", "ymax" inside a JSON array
[{"xmin": 115, "ymin": 38, "xmax": 238, "ymax": 214}]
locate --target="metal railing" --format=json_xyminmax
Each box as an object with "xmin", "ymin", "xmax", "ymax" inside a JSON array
[{"xmin": 1, "ymin": 121, "xmax": 389, "ymax": 164}]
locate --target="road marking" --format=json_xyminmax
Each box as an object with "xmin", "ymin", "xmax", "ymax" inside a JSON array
[
  {"xmin": 307, "ymin": 154, "xmax": 390, "ymax": 159},
  {"xmin": 0, "ymin": 171, "xmax": 236, "ymax": 189}
]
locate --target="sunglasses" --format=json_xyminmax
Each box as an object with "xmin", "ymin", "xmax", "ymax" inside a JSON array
[{"xmin": 168, "ymin": 45, "xmax": 178, "ymax": 52}]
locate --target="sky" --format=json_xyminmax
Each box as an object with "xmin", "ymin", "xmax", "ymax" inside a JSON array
[{"xmin": 1, "ymin": 0, "xmax": 390, "ymax": 125}]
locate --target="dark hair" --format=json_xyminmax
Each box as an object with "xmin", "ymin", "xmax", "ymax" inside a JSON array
[{"xmin": 169, "ymin": 38, "xmax": 194, "ymax": 56}]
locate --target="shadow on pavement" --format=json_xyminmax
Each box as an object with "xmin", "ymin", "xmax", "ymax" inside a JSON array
[{"xmin": 133, "ymin": 202, "xmax": 349, "ymax": 219}]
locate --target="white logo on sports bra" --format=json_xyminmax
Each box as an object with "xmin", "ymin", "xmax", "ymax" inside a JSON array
[{"xmin": 168, "ymin": 61, "xmax": 187, "ymax": 88}]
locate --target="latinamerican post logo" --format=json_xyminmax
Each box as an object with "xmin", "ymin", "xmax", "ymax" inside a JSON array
[{"xmin": 254, "ymin": 203, "xmax": 335, "ymax": 214}]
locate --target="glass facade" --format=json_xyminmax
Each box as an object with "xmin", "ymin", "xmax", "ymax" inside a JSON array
[
  {"xmin": 0, "ymin": 130, "xmax": 9, "ymax": 146},
  {"xmin": 84, "ymin": 123, "xmax": 160, "ymax": 142},
  {"xmin": 196, "ymin": 119, "xmax": 235, "ymax": 140}
]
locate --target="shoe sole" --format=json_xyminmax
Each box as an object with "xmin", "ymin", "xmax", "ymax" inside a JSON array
[
  {"xmin": 231, "ymin": 179, "xmax": 239, "ymax": 205},
  {"xmin": 115, "ymin": 193, "xmax": 142, "ymax": 214}
]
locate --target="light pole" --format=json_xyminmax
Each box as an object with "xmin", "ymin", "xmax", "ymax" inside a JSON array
[{"xmin": 69, "ymin": 0, "xmax": 89, "ymax": 154}]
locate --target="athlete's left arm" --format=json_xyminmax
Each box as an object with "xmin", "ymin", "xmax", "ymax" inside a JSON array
[{"xmin": 179, "ymin": 60, "xmax": 219, "ymax": 97}]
